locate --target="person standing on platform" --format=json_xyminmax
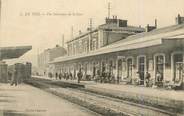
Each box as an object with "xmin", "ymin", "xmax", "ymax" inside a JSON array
[
  {"xmin": 77, "ymin": 69, "xmax": 83, "ymax": 83},
  {"xmin": 10, "ymin": 69, "xmax": 18, "ymax": 86},
  {"xmin": 134, "ymin": 71, "xmax": 141, "ymax": 85},
  {"xmin": 59, "ymin": 72, "xmax": 62, "ymax": 80},
  {"xmin": 145, "ymin": 72, "xmax": 151, "ymax": 87}
]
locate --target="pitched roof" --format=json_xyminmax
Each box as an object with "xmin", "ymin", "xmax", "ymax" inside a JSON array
[
  {"xmin": 98, "ymin": 23, "xmax": 145, "ymax": 32},
  {"xmin": 108, "ymin": 23, "xmax": 184, "ymax": 47},
  {"xmin": 66, "ymin": 23, "xmax": 145, "ymax": 43}
]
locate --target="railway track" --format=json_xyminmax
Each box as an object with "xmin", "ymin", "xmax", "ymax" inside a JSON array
[{"xmin": 25, "ymin": 78, "xmax": 180, "ymax": 116}]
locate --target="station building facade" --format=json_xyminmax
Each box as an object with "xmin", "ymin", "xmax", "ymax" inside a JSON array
[{"xmin": 51, "ymin": 15, "xmax": 184, "ymax": 87}]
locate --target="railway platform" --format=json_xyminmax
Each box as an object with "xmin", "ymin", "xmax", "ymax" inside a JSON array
[
  {"xmin": 0, "ymin": 83, "xmax": 100, "ymax": 116},
  {"xmin": 32, "ymin": 76, "xmax": 184, "ymax": 113}
]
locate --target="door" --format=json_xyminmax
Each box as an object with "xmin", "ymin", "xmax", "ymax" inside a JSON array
[
  {"xmin": 102, "ymin": 62, "xmax": 106, "ymax": 72},
  {"xmin": 117, "ymin": 59, "xmax": 122, "ymax": 82},
  {"xmin": 127, "ymin": 58, "xmax": 133, "ymax": 79},
  {"xmin": 138, "ymin": 57, "xmax": 145, "ymax": 85}
]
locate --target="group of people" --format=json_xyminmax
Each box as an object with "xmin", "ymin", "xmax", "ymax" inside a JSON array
[
  {"xmin": 135, "ymin": 71, "xmax": 163, "ymax": 87},
  {"xmin": 48, "ymin": 69, "xmax": 83, "ymax": 83},
  {"xmin": 48, "ymin": 69, "xmax": 164, "ymax": 87},
  {"xmin": 48, "ymin": 71, "xmax": 76, "ymax": 80},
  {"xmin": 134, "ymin": 71, "xmax": 151, "ymax": 87},
  {"xmin": 54, "ymin": 72, "xmax": 75, "ymax": 80},
  {"xmin": 94, "ymin": 70, "xmax": 116, "ymax": 83},
  {"xmin": 48, "ymin": 69, "xmax": 117, "ymax": 84}
]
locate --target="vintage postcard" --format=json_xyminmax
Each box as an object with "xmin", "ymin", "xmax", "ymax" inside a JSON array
[{"xmin": 0, "ymin": 0, "xmax": 184, "ymax": 116}]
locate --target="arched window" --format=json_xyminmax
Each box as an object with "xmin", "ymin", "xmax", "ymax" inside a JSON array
[
  {"xmin": 172, "ymin": 53, "xmax": 183, "ymax": 82},
  {"xmin": 138, "ymin": 56, "xmax": 146, "ymax": 85}
]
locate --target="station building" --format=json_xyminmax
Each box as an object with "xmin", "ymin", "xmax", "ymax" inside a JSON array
[{"xmin": 51, "ymin": 15, "xmax": 184, "ymax": 87}]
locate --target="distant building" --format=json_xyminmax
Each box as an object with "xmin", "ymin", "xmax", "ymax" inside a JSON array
[{"xmin": 38, "ymin": 45, "xmax": 67, "ymax": 75}]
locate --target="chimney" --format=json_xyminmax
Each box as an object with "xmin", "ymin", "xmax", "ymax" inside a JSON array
[
  {"xmin": 145, "ymin": 19, "xmax": 157, "ymax": 32},
  {"xmin": 145, "ymin": 24, "xmax": 156, "ymax": 32},
  {"xmin": 176, "ymin": 14, "xmax": 184, "ymax": 24},
  {"xmin": 176, "ymin": 14, "xmax": 181, "ymax": 24},
  {"xmin": 87, "ymin": 28, "xmax": 90, "ymax": 31},
  {"xmin": 79, "ymin": 30, "xmax": 82, "ymax": 35}
]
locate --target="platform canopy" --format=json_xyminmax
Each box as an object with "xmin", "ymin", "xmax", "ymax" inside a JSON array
[{"xmin": 0, "ymin": 46, "xmax": 32, "ymax": 60}]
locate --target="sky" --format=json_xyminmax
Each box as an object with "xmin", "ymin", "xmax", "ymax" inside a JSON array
[{"xmin": 0, "ymin": 0, "xmax": 184, "ymax": 66}]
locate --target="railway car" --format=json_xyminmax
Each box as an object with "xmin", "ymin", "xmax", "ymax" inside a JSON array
[
  {"xmin": 7, "ymin": 62, "xmax": 32, "ymax": 83},
  {"xmin": 25, "ymin": 62, "xmax": 32, "ymax": 79}
]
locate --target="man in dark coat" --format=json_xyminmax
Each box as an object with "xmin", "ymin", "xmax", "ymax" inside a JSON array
[
  {"xmin": 77, "ymin": 69, "xmax": 83, "ymax": 83},
  {"xmin": 145, "ymin": 72, "xmax": 151, "ymax": 87},
  {"xmin": 59, "ymin": 72, "xmax": 62, "ymax": 80}
]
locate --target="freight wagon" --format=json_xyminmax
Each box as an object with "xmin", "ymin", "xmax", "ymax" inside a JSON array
[{"xmin": 0, "ymin": 62, "xmax": 32, "ymax": 83}]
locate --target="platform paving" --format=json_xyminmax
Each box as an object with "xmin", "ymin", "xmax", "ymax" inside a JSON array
[
  {"xmin": 34, "ymin": 76, "xmax": 184, "ymax": 101},
  {"xmin": 0, "ymin": 83, "xmax": 100, "ymax": 116},
  {"xmin": 33, "ymin": 76, "xmax": 184, "ymax": 113},
  {"xmin": 86, "ymin": 83, "xmax": 184, "ymax": 101}
]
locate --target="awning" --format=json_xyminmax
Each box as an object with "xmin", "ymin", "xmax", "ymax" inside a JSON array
[
  {"xmin": 0, "ymin": 46, "xmax": 32, "ymax": 60},
  {"xmin": 51, "ymin": 28, "xmax": 184, "ymax": 64}
]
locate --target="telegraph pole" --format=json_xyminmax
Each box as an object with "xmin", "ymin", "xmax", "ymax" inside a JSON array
[
  {"xmin": 108, "ymin": 2, "xmax": 111, "ymax": 19},
  {"xmin": 89, "ymin": 18, "xmax": 93, "ymax": 51},
  {"xmin": 107, "ymin": 2, "xmax": 111, "ymax": 45}
]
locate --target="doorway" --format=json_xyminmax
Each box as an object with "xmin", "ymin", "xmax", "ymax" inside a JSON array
[
  {"xmin": 127, "ymin": 58, "xmax": 133, "ymax": 79},
  {"xmin": 117, "ymin": 59, "xmax": 122, "ymax": 82},
  {"xmin": 173, "ymin": 53, "xmax": 183, "ymax": 82},
  {"xmin": 138, "ymin": 56, "xmax": 146, "ymax": 85}
]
